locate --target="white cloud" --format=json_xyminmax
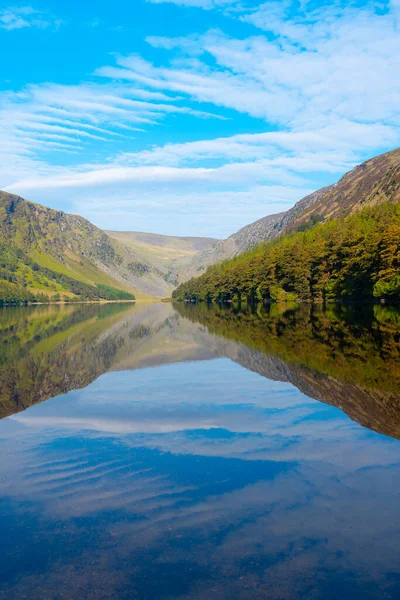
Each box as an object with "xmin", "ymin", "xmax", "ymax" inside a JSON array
[
  {"xmin": 7, "ymin": 165, "xmax": 214, "ymax": 191},
  {"xmin": 2, "ymin": 1, "xmax": 400, "ymax": 236},
  {"xmin": 117, "ymin": 122, "xmax": 397, "ymax": 167},
  {"xmin": 5, "ymin": 161, "xmax": 311, "ymax": 235},
  {"xmin": 0, "ymin": 79, "xmax": 224, "ymax": 190},
  {"xmin": 0, "ymin": 6, "xmax": 63, "ymax": 30},
  {"xmin": 134, "ymin": 7, "xmax": 400, "ymax": 129}
]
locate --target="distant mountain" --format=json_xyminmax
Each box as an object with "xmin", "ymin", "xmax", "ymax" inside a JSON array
[
  {"xmin": 106, "ymin": 230, "xmax": 218, "ymax": 287},
  {"xmin": 182, "ymin": 147, "xmax": 400, "ymax": 279},
  {"xmin": 0, "ymin": 192, "xmax": 217, "ymax": 300}
]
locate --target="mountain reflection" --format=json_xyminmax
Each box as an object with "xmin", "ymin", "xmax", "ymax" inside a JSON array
[
  {"xmin": 175, "ymin": 302, "xmax": 400, "ymax": 439},
  {"xmin": 1, "ymin": 302, "xmax": 400, "ymax": 599},
  {"xmin": 1, "ymin": 301, "xmax": 400, "ymax": 439}
]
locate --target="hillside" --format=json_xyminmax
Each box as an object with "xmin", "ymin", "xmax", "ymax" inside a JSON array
[
  {"xmin": 0, "ymin": 192, "xmax": 204, "ymax": 302},
  {"xmin": 2, "ymin": 147, "xmax": 399, "ymax": 303},
  {"xmin": 106, "ymin": 230, "xmax": 218, "ymax": 286},
  {"xmin": 183, "ymin": 147, "xmax": 400, "ymax": 279},
  {"xmin": 181, "ymin": 212, "xmax": 284, "ymax": 280},
  {"xmin": 173, "ymin": 201, "xmax": 400, "ymax": 303}
]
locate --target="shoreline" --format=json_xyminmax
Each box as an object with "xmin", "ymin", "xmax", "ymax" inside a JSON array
[{"xmin": 0, "ymin": 297, "xmax": 166, "ymax": 307}]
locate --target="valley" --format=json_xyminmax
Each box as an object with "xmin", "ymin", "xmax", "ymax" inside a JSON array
[{"xmin": 1, "ymin": 147, "xmax": 400, "ymax": 304}]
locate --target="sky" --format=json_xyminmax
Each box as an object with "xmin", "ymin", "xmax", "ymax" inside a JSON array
[{"xmin": 1, "ymin": 0, "xmax": 399, "ymax": 237}]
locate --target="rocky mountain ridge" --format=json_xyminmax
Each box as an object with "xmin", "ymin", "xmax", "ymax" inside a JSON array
[{"xmin": 181, "ymin": 147, "xmax": 400, "ymax": 280}]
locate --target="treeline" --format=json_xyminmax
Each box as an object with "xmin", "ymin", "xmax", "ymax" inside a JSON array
[
  {"xmin": 173, "ymin": 203, "xmax": 400, "ymax": 304},
  {"xmin": 0, "ymin": 281, "xmax": 49, "ymax": 305},
  {"xmin": 0, "ymin": 280, "xmax": 134, "ymax": 305},
  {"xmin": 0, "ymin": 243, "xmax": 135, "ymax": 304},
  {"xmin": 28, "ymin": 266, "xmax": 135, "ymax": 301}
]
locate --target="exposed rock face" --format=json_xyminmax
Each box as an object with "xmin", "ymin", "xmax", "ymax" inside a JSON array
[{"xmin": 273, "ymin": 147, "xmax": 400, "ymax": 235}]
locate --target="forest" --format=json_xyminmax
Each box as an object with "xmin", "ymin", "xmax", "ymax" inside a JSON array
[{"xmin": 173, "ymin": 202, "xmax": 400, "ymax": 304}]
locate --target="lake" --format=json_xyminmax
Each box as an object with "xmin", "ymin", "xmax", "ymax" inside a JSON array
[{"xmin": 0, "ymin": 301, "xmax": 399, "ymax": 599}]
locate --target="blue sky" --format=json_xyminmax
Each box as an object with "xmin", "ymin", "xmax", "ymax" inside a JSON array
[{"xmin": 1, "ymin": 0, "xmax": 399, "ymax": 237}]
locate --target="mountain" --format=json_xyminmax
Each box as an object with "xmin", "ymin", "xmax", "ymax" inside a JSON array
[
  {"xmin": 1, "ymin": 301, "xmax": 400, "ymax": 441},
  {"xmin": 180, "ymin": 212, "xmax": 285, "ymax": 280},
  {"xmin": 173, "ymin": 200, "xmax": 400, "ymax": 303},
  {"xmin": 0, "ymin": 192, "xmax": 217, "ymax": 301},
  {"xmin": 106, "ymin": 230, "xmax": 218, "ymax": 287},
  {"xmin": 182, "ymin": 147, "xmax": 400, "ymax": 279},
  {"xmin": 276, "ymin": 146, "xmax": 400, "ymax": 232},
  {"xmin": 2, "ymin": 147, "xmax": 399, "ymax": 302}
]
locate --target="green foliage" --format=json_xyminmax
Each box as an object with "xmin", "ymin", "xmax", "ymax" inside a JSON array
[
  {"xmin": 96, "ymin": 284, "xmax": 135, "ymax": 301},
  {"xmin": 0, "ymin": 244, "xmax": 135, "ymax": 304},
  {"xmin": 0, "ymin": 281, "xmax": 51, "ymax": 305},
  {"xmin": 0, "ymin": 192, "xmax": 137, "ymax": 303},
  {"xmin": 173, "ymin": 202, "xmax": 400, "ymax": 304}
]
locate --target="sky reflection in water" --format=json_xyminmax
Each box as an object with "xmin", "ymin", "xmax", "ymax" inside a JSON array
[{"xmin": 0, "ymin": 303, "xmax": 399, "ymax": 600}]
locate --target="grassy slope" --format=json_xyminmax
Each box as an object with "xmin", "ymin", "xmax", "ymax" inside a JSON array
[
  {"xmin": 107, "ymin": 230, "xmax": 218, "ymax": 284},
  {"xmin": 0, "ymin": 192, "xmax": 143, "ymax": 301}
]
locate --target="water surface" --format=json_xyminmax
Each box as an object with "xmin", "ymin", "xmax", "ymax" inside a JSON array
[{"xmin": 0, "ymin": 302, "xmax": 399, "ymax": 599}]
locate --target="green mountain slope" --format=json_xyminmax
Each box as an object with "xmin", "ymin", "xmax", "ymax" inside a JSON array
[
  {"xmin": 173, "ymin": 202, "xmax": 400, "ymax": 303},
  {"xmin": 0, "ymin": 192, "xmax": 219, "ymax": 302},
  {"xmin": 0, "ymin": 191, "xmax": 140, "ymax": 303}
]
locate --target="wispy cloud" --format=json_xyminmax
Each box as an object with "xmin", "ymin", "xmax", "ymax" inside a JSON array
[
  {"xmin": 125, "ymin": 6, "xmax": 400, "ymax": 129},
  {"xmin": 117, "ymin": 122, "xmax": 397, "ymax": 168},
  {"xmin": 0, "ymin": 6, "xmax": 63, "ymax": 30},
  {"xmin": 0, "ymin": 79, "xmax": 224, "ymax": 187}
]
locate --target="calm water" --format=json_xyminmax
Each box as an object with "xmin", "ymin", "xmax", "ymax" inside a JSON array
[{"xmin": 0, "ymin": 301, "xmax": 400, "ymax": 599}]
